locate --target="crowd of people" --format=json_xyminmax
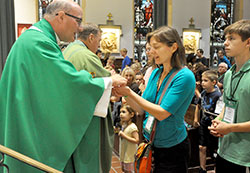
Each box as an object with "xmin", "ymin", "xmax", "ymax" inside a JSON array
[{"xmin": 0, "ymin": 0, "xmax": 250, "ymax": 173}]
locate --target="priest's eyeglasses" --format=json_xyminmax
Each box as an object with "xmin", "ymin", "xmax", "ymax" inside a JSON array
[
  {"xmin": 56, "ymin": 12, "xmax": 82, "ymax": 26},
  {"xmin": 65, "ymin": 13, "xmax": 82, "ymax": 26}
]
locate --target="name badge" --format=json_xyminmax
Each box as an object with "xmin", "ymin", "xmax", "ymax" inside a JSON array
[
  {"xmin": 215, "ymin": 96, "xmax": 225, "ymax": 114},
  {"xmin": 223, "ymin": 106, "xmax": 235, "ymax": 124},
  {"xmin": 145, "ymin": 115, "xmax": 155, "ymax": 134}
]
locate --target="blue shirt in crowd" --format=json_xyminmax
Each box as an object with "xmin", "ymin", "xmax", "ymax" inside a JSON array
[
  {"xmin": 218, "ymin": 55, "xmax": 231, "ymax": 68},
  {"xmin": 121, "ymin": 56, "xmax": 131, "ymax": 71}
]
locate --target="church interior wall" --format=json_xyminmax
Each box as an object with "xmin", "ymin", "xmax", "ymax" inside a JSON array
[
  {"xmin": 13, "ymin": 0, "xmax": 134, "ymax": 59},
  {"xmin": 14, "ymin": 0, "xmax": 37, "ymax": 39},
  {"xmin": 243, "ymin": 0, "xmax": 250, "ymax": 19},
  {"xmin": 13, "ymin": 0, "xmax": 250, "ymax": 60},
  {"xmin": 85, "ymin": 0, "xmax": 134, "ymax": 59},
  {"xmin": 171, "ymin": 0, "xmax": 211, "ymax": 58}
]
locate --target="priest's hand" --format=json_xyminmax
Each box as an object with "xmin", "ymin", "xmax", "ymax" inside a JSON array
[{"xmin": 111, "ymin": 74, "xmax": 127, "ymax": 87}]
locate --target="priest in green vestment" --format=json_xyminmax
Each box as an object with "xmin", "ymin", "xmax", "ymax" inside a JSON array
[
  {"xmin": 63, "ymin": 23, "xmax": 114, "ymax": 173},
  {"xmin": 0, "ymin": 1, "xmax": 126, "ymax": 173}
]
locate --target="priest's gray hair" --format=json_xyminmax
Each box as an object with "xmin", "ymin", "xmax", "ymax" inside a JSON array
[
  {"xmin": 78, "ymin": 23, "xmax": 102, "ymax": 40},
  {"xmin": 44, "ymin": 0, "xmax": 73, "ymax": 17}
]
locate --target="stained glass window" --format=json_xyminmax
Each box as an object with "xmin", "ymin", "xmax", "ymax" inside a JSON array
[
  {"xmin": 134, "ymin": 0, "xmax": 154, "ymax": 67},
  {"xmin": 210, "ymin": 0, "xmax": 234, "ymax": 66}
]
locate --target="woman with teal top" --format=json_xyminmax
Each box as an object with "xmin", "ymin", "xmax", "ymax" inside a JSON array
[{"xmin": 114, "ymin": 26, "xmax": 196, "ymax": 172}]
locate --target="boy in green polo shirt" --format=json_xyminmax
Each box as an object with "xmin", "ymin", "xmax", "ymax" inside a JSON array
[{"xmin": 209, "ymin": 19, "xmax": 250, "ymax": 173}]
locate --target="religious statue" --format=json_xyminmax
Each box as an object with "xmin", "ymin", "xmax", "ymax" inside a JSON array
[{"xmin": 100, "ymin": 32, "xmax": 118, "ymax": 52}]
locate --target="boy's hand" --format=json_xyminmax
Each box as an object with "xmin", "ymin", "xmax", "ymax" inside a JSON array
[
  {"xmin": 209, "ymin": 120, "xmax": 232, "ymax": 135},
  {"xmin": 208, "ymin": 119, "xmax": 230, "ymax": 137}
]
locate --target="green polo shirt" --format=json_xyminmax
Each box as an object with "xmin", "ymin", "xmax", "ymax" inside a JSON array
[{"xmin": 219, "ymin": 60, "xmax": 250, "ymax": 167}]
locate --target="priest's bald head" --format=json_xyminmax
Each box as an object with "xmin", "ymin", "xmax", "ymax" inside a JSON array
[{"xmin": 44, "ymin": 0, "xmax": 83, "ymax": 42}]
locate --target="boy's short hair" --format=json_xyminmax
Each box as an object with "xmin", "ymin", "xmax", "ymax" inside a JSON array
[
  {"xmin": 120, "ymin": 48, "xmax": 128, "ymax": 53},
  {"xmin": 202, "ymin": 70, "xmax": 218, "ymax": 83},
  {"xmin": 224, "ymin": 19, "xmax": 250, "ymax": 41},
  {"xmin": 197, "ymin": 48, "xmax": 204, "ymax": 54}
]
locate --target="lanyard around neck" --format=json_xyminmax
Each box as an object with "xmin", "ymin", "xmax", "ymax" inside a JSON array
[
  {"xmin": 155, "ymin": 70, "xmax": 171, "ymax": 103},
  {"xmin": 154, "ymin": 68, "xmax": 183, "ymax": 104},
  {"xmin": 228, "ymin": 71, "xmax": 245, "ymax": 102}
]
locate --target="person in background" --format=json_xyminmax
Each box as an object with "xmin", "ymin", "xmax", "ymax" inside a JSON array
[
  {"xmin": 135, "ymin": 72, "xmax": 144, "ymax": 86},
  {"xmin": 0, "ymin": 1, "xmax": 127, "ymax": 172},
  {"xmin": 187, "ymin": 53, "xmax": 197, "ymax": 65},
  {"xmin": 103, "ymin": 51, "xmax": 111, "ymax": 67},
  {"xmin": 133, "ymin": 58, "xmax": 140, "ymax": 64},
  {"xmin": 209, "ymin": 19, "xmax": 250, "ymax": 173},
  {"xmin": 196, "ymin": 49, "xmax": 208, "ymax": 67},
  {"xmin": 193, "ymin": 70, "xmax": 221, "ymax": 173},
  {"xmin": 104, "ymin": 65, "xmax": 117, "ymax": 75},
  {"xmin": 192, "ymin": 62, "xmax": 208, "ymax": 103},
  {"xmin": 63, "ymin": 23, "xmax": 116, "ymax": 172},
  {"xmin": 217, "ymin": 62, "xmax": 228, "ymax": 91},
  {"xmin": 96, "ymin": 49, "xmax": 102, "ymax": 60},
  {"xmin": 111, "ymin": 67, "xmax": 140, "ymax": 132},
  {"xmin": 116, "ymin": 104, "xmax": 139, "ymax": 173},
  {"xmin": 120, "ymin": 48, "xmax": 132, "ymax": 71},
  {"xmin": 121, "ymin": 67, "xmax": 140, "ymax": 95},
  {"xmin": 135, "ymin": 72, "xmax": 145, "ymax": 95},
  {"xmin": 105, "ymin": 56, "xmax": 116, "ymax": 69},
  {"xmin": 104, "ymin": 56, "xmax": 116, "ymax": 75},
  {"xmin": 114, "ymin": 26, "xmax": 196, "ymax": 173},
  {"xmin": 131, "ymin": 62, "xmax": 141, "ymax": 75},
  {"xmin": 105, "ymin": 56, "xmax": 116, "ymax": 71},
  {"xmin": 144, "ymin": 42, "xmax": 157, "ymax": 87},
  {"xmin": 218, "ymin": 49, "xmax": 232, "ymax": 68}
]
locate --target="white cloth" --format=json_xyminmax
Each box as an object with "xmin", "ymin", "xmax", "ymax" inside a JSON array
[{"xmin": 94, "ymin": 77, "xmax": 112, "ymax": 118}]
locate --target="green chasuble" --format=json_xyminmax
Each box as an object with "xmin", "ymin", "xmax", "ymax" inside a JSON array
[
  {"xmin": 0, "ymin": 19, "xmax": 106, "ymax": 173},
  {"xmin": 63, "ymin": 40, "xmax": 114, "ymax": 173}
]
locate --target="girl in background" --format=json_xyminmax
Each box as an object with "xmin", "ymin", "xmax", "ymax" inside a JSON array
[
  {"xmin": 121, "ymin": 67, "xmax": 140, "ymax": 94},
  {"xmin": 111, "ymin": 67, "xmax": 140, "ymax": 127},
  {"xmin": 117, "ymin": 104, "xmax": 139, "ymax": 173}
]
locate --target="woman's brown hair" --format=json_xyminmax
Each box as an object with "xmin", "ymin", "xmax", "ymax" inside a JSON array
[{"xmin": 147, "ymin": 26, "xmax": 186, "ymax": 69}]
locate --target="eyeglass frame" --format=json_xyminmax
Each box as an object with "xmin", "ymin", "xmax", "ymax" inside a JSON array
[{"xmin": 55, "ymin": 12, "xmax": 82, "ymax": 26}]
